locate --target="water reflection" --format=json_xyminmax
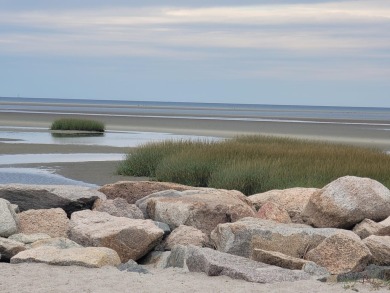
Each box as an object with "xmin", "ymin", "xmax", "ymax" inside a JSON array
[{"xmin": 51, "ymin": 132, "xmax": 105, "ymax": 138}]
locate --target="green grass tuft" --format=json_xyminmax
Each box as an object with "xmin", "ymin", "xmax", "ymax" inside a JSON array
[
  {"xmin": 118, "ymin": 135, "xmax": 390, "ymax": 195},
  {"xmin": 50, "ymin": 118, "xmax": 105, "ymax": 132}
]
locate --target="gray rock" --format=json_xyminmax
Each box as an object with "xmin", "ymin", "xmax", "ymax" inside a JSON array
[
  {"xmin": 0, "ymin": 184, "xmax": 106, "ymax": 216},
  {"xmin": 0, "ymin": 237, "xmax": 26, "ymax": 261},
  {"xmin": 302, "ymin": 176, "xmax": 390, "ymax": 228},
  {"xmin": 92, "ymin": 198, "xmax": 144, "ymax": 219},
  {"xmin": 336, "ymin": 264, "xmax": 390, "ymax": 282},
  {"xmin": 0, "ymin": 198, "xmax": 18, "ymax": 237},
  {"xmin": 68, "ymin": 210, "xmax": 164, "ymax": 262},
  {"xmin": 11, "ymin": 246, "xmax": 121, "ymax": 268},
  {"xmin": 168, "ymin": 245, "xmax": 311, "ymax": 283},
  {"xmin": 377, "ymin": 216, "xmax": 390, "ymax": 236},
  {"xmin": 302, "ymin": 262, "xmax": 330, "ymax": 277},
  {"xmin": 117, "ymin": 260, "xmax": 151, "ymax": 274},
  {"xmin": 210, "ymin": 217, "xmax": 355, "ymax": 259},
  {"xmin": 10, "ymin": 204, "xmax": 19, "ymax": 214},
  {"xmin": 153, "ymin": 221, "xmax": 171, "ymax": 237},
  {"xmin": 139, "ymin": 251, "xmax": 171, "ymax": 269},
  {"xmin": 8, "ymin": 233, "xmax": 51, "ymax": 244}
]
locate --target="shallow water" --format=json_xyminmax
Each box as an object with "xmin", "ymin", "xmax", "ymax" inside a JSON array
[
  {"xmin": 0, "ymin": 153, "xmax": 124, "ymax": 165},
  {"xmin": 0, "ymin": 128, "xmax": 218, "ymax": 147},
  {"xmin": 0, "ymin": 167, "xmax": 97, "ymax": 187}
]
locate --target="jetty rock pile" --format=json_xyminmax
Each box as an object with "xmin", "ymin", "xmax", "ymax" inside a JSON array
[{"xmin": 1, "ymin": 176, "xmax": 390, "ymax": 284}]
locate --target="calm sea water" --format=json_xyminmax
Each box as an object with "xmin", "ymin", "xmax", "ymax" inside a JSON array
[{"xmin": 1, "ymin": 97, "xmax": 390, "ymax": 122}]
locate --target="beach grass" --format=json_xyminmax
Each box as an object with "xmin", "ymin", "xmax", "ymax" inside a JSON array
[
  {"xmin": 118, "ymin": 135, "xmax": 390, "ymax": 195},
  {"xmin": 50, "ymin": 118, "xmax": 105, "ymax": 132}
]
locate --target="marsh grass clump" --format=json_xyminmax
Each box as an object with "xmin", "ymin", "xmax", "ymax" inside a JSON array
[
  {"xmin": 118, "ymin": 135, "xmax": 390, "ymax": 195},
  {"xmin": 50, "ymin": 118, "xmax": 105, "ymax": 132}
]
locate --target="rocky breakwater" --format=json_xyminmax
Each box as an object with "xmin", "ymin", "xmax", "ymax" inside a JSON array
[{"xmin": 1, "ymin": 177, "xmax": 390, "ymax": 284}]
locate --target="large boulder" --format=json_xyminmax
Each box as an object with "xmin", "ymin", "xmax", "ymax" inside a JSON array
[
  {"xmin": 363, "ymin": 235, "xmax": 390, "ymax": 266},
  {"xmin": 255, "ymin": 202, "xmax": 291, "ymax": 224},
  {"xmin": 160, "ymin": 225, "xmax": 209, "ymax": 251},
  {"xmin": 68, "ymin": 210, "xmax": 164, "ymax": 262},
  {"xmin": 352, "ymin": 219, "xmax": 384, "ymax": 239},
  {"xmin": 147, "ymin": 189, "xmax": 256, "ymax": 235},
  {"xmin": 305, "ymin": 233, "xmax": 372, "ymax": 274},
  {"xmin": 210, "ymin": 217, "xmax": 358, "ymax": 259},
  {"xmin": 98, "ymin": 181, "xmax": 195, "ymax": 204},
  {"xmin": 168, "ymin": 245, "xmax": 310, "ymax": 283},
  {"xmin": 0, "ymin": 198, "xmax": 18, "ymax": 237},
  {"xmin": 18, "ymin": 208, "xmax": 69, "ymax": 238},
  {"xmin": 248, "ymin": 188, "xmax": 318, "ymax": 223},
  {"xmin": 0, "ymin": 184, "xmax": 106, "ymax": 216},
  {"xmin": 302, "ymin": 176, "xmax": 390, "ymax": 228},
  {"xmin": 92, "ymin": 198, "xmax": 144, "ymax": 219},
  {"xmin": 136, "ymin": 190, "xmax": 183, "ymax": 218},
  {"xmin": 0, "ymin": 237, "xmax": 26, "ymax": 261},
  {"xmin": 11, "ymin": 246, "xmax": 121, "ymax": 268}
]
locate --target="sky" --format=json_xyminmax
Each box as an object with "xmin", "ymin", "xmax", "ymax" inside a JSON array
[{"xmin": 0, "ymin": 0, "xmax": 389, "ymax": 107}]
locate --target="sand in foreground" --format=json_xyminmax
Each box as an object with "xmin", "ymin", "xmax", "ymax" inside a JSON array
[{"xmin": 1, "ymin": 263, "xmax": 388, "ymax": 293}]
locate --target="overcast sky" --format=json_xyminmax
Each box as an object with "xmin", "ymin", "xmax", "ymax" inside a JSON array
[{"xmin": 1, "ymin": 0, "xmax": 389, "ymax": 107}]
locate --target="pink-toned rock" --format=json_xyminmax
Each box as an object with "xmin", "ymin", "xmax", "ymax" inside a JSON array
[
  {"xmin": 302, "ymin": 176, "xmax": 390, "ymax": 228},
  {"xmin": 352, "ymin": 219, "xmax": 384, "ymax": 239},
  {"xmin": 68, "ymin": 210, "xmax": 164, "ymax": 262},
  {"xmin": 162, "ymin": 225, "xmax": 209, "ymax": 250},
  {"xmin": 18, "ymin": 208, "xmax": 69, "ymax": 237},
  {"xmin": 147, "ymin": 189, "xmax": 256, "ymax": 235},
  {"xmin": 363, "ymin": 235, "xmax": 390, "ymax": 265},
  {"xmin": 248, "ymin": 188, "xmax": 318, "ymax": 223},
  {"xmin": 256, "ymin": 202, "xmax": 291, "ymax": 224},
  {"xmin": 98, "ymin": 181, "xmax": 195, "ymax": 204},
  {"xmin": 92, "ymin": 198, "xmax": 144, "ymax": 219},
  {"xmin": 251, "ymin": 249, "xmax": 312, "ymax": 270},
  {"xmin": 305, "ymin": 233, "xmax": 372, "ymax": 274},
  {"xmin": 377, "ymin": 216, "xmax": 390, "ymax": 236}
]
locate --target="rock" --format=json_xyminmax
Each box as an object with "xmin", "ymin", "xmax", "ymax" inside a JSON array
[
  {"xmin": 92, "ymin": 198, "xmax": 144, "ymax": 219},
  {"xmin": 248, "ymin": 188, "xmax": 318, "ymax": 223},
  {"xmin": 68, "ymin": 210, "xmax": 164, "ymax": 262},
  {"xmin": 0, "ymin": 198, "xmax": 18, "ymax": 237},
  {"xmin": 0, "ymin": 184, "xmax": 106, "ymax": 216},
  {"xmin": 255, "ymin": 202, "xmax": 291, "ymax": 224},
  {"xmin": 353, "ymin": 219, "xmax": 384, "ymax": 239},
  {"xmin": 302, "ymin": 262, "xmax": 330, "ymax": 277},
  {"xmin": 117, "ymin": 260, "xmax": 151, "ymax": 274},
  {"xmin": 160, "ymin": 225, "xmax": 209, "ymax": 251},
  {"xmin": 18, "ymin": 208, "xmax": 69, "ymax": 238},
  {"xmin": 251, "ymin": 249, "xmax": 311, "ymax": 270},
  {"xmin": 31, "ymin": 237, "xmax": 82, "ymax": 249},
  {"xmin": 211, "ymin": 217, "xmax": 354, "ymax": 259},
  {"xmin": 99, "ymin": 181, "xmax": 194, "ymax": 204},
  {"xmin": 168, "ymin": 245, "xmax": 311, "ymax": 283},
  {"xmin": 8, "ymin": 233, "xmax": 51, "ymax": 244},
  {"xmin": 302, "ymin": 176, "xmax": 390, "ymax": 228},
  {"xmin": 305, "ymin": 233, "xmax": 372, "ymax": 274},
  {"xmin": 0, "ymin": 237, "xmax": 26, "ymax": 261},
  {"xmin": 139, "ymin": 251, "xmax": 171, "ymax": 269},
  {"xmin": 377, "ymin": 216, "xmax": 390, "ymax": 236},
  {"xmin": 136, "ymin": 190, "xmax": 183, "ymax": 218},
  {"xmin": 363, "ymin": 235, "xmax": 390, "ymax": 265},
  {"xmin": 11, "ymin": 246, "xmax": 121, "ymax": 268},
  {"xmin": 147, "ymin": 189, "xmax": 256, "ymax": 235},
  {"xmin": 336, "ymin": 264, "xmax": 390, "ymax": 282},
  {"xmin": 153, "ymin": 221, "xmax": 171, "ymax": 237}
]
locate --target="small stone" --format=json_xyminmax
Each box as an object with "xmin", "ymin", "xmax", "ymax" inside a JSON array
[
  {"xmin": 352, "ymin": 219, "xmax": 384, "ymax": 239},
  {"xmin": 117, "ymin": 260, "xmax": 151, "ymax": 274},
  {"xmin": 363, "ymin": 235, "xmax": 390, "ymax": 265},
  {"xmin": 92, "ymin": 198, "xmax": 144, "ymax": 219},
  {"xmin": 0, "ymin": 237, "xmax": 26, "ymax": 261}
]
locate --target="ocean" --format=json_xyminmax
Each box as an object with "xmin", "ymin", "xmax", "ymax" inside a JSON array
[{"xmin": 1, "ymin": 97, "xmax": 390, "ymax": 123}]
